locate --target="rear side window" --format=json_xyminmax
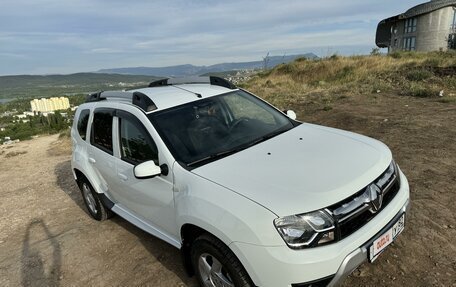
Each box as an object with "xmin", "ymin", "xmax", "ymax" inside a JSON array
[
  {"xmin": 77, "ymin": 109, "xmax": 90, "ymax": 140},
  {"xmin": 119, "ymin": 113, "xmax": 158, "ymax": 165},
  {"xmin": 91, "ymin": 109, "xmax": 113, "ymax": 154}
]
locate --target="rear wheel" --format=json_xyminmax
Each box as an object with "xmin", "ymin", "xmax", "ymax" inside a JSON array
[
  {"xmin": 191, "ymin": 234, "xmax": 253, "ymax": 287},
  {"xmin": 78, "ymin": 177, "xmax": 112, "ymax": 221}
]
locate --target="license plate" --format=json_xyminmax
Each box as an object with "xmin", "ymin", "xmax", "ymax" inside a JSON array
[{"xmin": 369, "ymin": 213, "xmax": 405, "ymax": 262}]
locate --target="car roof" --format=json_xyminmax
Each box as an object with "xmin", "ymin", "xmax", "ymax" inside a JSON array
[
  {"xmin": 83, "ymin": 77, "xmax": 239, "ymax": 113},
  {"xmin": 130, "ymin": 84, "xmax": 236, "ymax": 112}
]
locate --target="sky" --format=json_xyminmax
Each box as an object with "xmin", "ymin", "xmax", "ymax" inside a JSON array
[{"xmin": 0, "ymin": 0, "xmax": 423, "ymax": 75}]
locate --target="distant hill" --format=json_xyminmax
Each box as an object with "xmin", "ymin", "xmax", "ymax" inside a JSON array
[
  {"xmin": 0, "ymin": 73, "xmax": 157, "ymax": 99},
  {"xmin": 97, "ymin": 54, "xmax": 319, "ymax": 77},
  {"xmin": 0, "ymin": 53, "xmax": 319, "ymax": 100}
]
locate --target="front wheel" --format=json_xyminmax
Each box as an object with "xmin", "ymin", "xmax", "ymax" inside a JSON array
[{"xmin": 191, "ymin": 234, "xmax": 253, "ymax": 287}]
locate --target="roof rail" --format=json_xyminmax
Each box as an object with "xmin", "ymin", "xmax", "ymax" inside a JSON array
[
  {"xmin": 86, "ymin": 91, "xmax": 133, "ymax": 102},
  {"xmin": 85, "ymin": 91, "xmax": 157, "ymax": 112},
  {"xmin": 148, "ymin": 76, "xmax": 237, "ymax": 89}
]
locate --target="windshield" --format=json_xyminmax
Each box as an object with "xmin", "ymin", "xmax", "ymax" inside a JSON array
[{"xmin": 148, "ymin": 90, "xmax": 296, "ymax": 167}]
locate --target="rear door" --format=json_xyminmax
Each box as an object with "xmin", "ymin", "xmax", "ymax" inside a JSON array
[{"xmin": 86, "ymin": 107, "xmax": 117, "ymax": 194}]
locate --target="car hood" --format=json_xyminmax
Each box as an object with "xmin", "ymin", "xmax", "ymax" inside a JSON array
[{"xmin": 192, "ymin": 123, "xmax": 392, "ymax": 216}]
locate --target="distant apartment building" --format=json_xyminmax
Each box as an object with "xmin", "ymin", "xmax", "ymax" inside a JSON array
[
  {"xmin": 376, "ymin": 0, "xmax": 456, "ymax": 52},
  {"xmin": 30, "ymin": 97, "xmax": 70, "ymax": 113}
]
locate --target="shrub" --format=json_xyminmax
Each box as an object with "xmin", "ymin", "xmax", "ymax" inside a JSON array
[
  {"xmin": 275, "ymin": 63, "xmax": 297, "ymax": 75},
  {"xmin": 323, "ymin": 106, "xmax": 333, "ymax": 111},
  {"xmin": 405, "ymin": 69, "xmax": 433, "ymax": 81},
  {"xmin": 295, "ymin": 57, "xmax": 308, "ymax": 62},
  {"xmin": 389, "ymin": 51, "xmax": 403, "ymax": 59},
  {"xmin": 333, "ymin": 66, "xmax": 355, "ymax": 81},
  {"xmin": 370, "ymin": 48, "xmax": 381, "ymax": 56},
  {"xmin": 423, "ymin": 58, "xmax": 441, "ymax": 68},
  {"xmin": 408, "ymin": 83, "xmax": 438, "ymax": 98}
]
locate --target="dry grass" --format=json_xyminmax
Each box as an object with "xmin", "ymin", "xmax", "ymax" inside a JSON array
[{"xmin": 241, "ymin": 51, "xmax": 456, "ymax": 110}]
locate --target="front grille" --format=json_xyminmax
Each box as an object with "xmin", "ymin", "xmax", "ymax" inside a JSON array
[
  {"xmin": 329, "ymin": 162, "xmax": 401, "ymax": 240},
  {"xmin": 339, "ymin": 209, "xmax": 373, "ymax": 239}
]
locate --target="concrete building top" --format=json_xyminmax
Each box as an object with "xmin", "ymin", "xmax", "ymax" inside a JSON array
[
  {"xmin": 404, "ymin": 0, "xmax": 456, "ymax": 18},
  {"xmin": 376, "ymin": 0, "xmax": 456, "ymax": 48},
  {"xmin": 380, "ymin": 0, "xmax": 456, "ymax": 24}
]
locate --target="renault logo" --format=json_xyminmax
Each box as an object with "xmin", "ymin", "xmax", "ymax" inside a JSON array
[{"xmin": 367, "ymin": 184, "xmax": 383, "ymax": 213}]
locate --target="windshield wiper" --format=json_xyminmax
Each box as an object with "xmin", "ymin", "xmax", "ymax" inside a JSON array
[
  {"xmin": 248, "ymin": 126, "xmax": 291, "ymax": 146},
  {"xmin": 187, "ymin": 127, "xmax": 292, "ymax": 167},
  {"xmin": 187, "ymin": 149, "xmax": 240, "ymax": 167}
]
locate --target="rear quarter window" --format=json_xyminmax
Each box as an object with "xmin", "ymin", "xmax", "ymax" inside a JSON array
[{"xmin": 77, "ymin": 109, "xmax": 90, "ymax": 140}]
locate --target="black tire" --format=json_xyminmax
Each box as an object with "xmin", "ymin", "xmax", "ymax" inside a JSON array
[
  {"xmin": 78, "ymin": 177, "xmax": 113, "ymax": 221},
  {"xmin": 191, "ymin": 234, "xmax": 254, "ymax": 287}
]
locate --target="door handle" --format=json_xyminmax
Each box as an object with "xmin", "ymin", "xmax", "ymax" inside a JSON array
[
  {"xmin": 118, "ymin": 173, "xmax": 128, "ymax": 181},
  {"xmin": 88, "ymin": 157, "xmax": 96, "ymax": 164}
]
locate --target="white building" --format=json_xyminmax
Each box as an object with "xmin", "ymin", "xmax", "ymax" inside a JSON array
[{"xmin": 30, "ymin": 97, "xmax": 70, "ymax": 113}]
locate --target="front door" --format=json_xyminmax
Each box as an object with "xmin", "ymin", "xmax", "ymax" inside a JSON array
[{"xmin": 112, "ymin": 110, "xmax": 177, "ymax": 240}]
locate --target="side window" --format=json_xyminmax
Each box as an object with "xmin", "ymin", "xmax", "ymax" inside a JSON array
[
  {"xmin": 119, "ymin": 115, "xmax": 158, "ymax": 165},
  {"xmin": 77, "ymin": 109, "xmax": 90, "ymax": 140},
  {"xmin": 91, "ymin": 109, "xmax": 113, "ymax": 154}
]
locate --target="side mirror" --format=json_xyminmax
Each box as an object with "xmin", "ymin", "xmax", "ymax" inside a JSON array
[
  {"xmin": 134, "ymin": 160, "xmax": 161, "ymax": 179},
  {"xmin": 285, "ymin": 110, "xmax": 297, "ymax": 120}
]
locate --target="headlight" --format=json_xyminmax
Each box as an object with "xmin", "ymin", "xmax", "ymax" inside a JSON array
[
  {"xmin": 376, "ymin": 160, "xmax": 397, "ymax": 189},
  {"xmin": 274, "ymin": 210, "xmax": 335, "ymax": 249}
]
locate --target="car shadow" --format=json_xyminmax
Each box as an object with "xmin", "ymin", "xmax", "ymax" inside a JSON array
[
  {"xmin": 110, "ymin": 216, "xmax": 197, "ymax": 285},
  {"xmin": 54, "ymin": 160, "xmax": 87, "ymax": 214},
  {"xmin": 54, "ymin": 159, "xmax": 197, "ymax": 286},
  {"xmin": 21, "ymin": 218, "xmax": 62, "ymax": 287}
]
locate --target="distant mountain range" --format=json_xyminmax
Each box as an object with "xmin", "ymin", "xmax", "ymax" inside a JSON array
[
  {"xmin": 97, "ymin": 53, "xmax": 319, "ymax": 77},
  {"xmin": 0, "ymin": 73, "xmax": 156, "ymax": 99},
  {"xmin": 0, "ymin": 53, "xmax": 319, "ymax": 100}
]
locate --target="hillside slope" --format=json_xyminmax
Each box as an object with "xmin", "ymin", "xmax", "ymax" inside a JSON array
[{"xmin": 242, "ymin": 51, "xmax": 456, "ymax": 110}]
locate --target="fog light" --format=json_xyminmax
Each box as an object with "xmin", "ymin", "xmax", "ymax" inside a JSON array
[{"xmin": 318, "ymin": 231, "xmax": 335, "ymax": 244}]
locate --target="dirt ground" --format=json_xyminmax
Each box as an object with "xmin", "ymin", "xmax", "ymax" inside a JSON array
[{"xmin": 0, "ymin": 93, "xmax": 455, "ymax": 287}]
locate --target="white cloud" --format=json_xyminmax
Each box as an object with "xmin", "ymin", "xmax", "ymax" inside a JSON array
[
  {"xmin": 0, "ymin": 52, "xmax": 27, "ymax": 59},
  {"xmin": 87, "ymin": 48, "xmax": 124, "ymax": 54},
  {"xmin": 0, "ymin": 0, "xmax": 423, "ymax": 75}
]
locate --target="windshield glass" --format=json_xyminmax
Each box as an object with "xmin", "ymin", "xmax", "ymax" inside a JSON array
[{"xmin": 149, "ymin": 90, "xmax": 296, "ymax": 167}]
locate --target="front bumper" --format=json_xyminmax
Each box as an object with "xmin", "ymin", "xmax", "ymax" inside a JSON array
[
  {"xmin": 327, "ymin": 198, "xmax": 410, "ymax": 287},
  {"xmin": 229, "ymin": 169, "xmax": 410, "ymax": 287}
]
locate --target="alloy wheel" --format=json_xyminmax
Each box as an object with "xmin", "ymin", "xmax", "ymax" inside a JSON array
[{"xmin": 198, "ymin": 253, "xmax": 234, "ymax": 287}]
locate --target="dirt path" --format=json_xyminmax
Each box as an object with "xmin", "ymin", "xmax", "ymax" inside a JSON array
[
  {"xmin": 0, "ymin": 134, "xmax": 197, "ymax": 287},
  {"xmin": 0, "ymin": 93, "xmax": 455, "ymax": 287}
]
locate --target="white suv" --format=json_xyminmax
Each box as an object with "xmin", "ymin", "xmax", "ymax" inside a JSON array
[{"xmin": 71, "ymin": 76, "xmax": 410, "ymax": 287}]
